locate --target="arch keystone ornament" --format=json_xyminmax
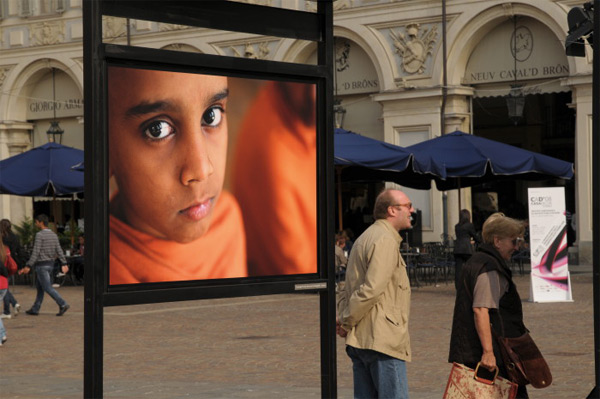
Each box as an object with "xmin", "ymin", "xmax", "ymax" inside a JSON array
[
  {"xmin": 391, "ymin": 23, "xmax": 438, "ymax": 74},
  {"xmin": 229, "ymin": 42, "xmax": 271, "ymax": 59}
]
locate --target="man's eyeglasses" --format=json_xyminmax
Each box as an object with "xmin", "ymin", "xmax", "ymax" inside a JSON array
[
  {"xmin": 391, "ymin": 203, "xmax": 413, "ymax": 210},
  {"xmin": 511, "ymin": 238, "xmax": 524, "ymax": 246}
]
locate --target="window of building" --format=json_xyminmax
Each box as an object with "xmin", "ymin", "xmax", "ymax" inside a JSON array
[
  {"xmin": 20, "ymin": 0, "xmax": 65, "ymax": 17},
  {"xmin": 19, "ymin": 0, "xmax": 32, "ymax": 17}
]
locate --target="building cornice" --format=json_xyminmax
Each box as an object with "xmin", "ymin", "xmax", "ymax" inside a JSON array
[
  {"xmin": 563, "ymin": 74, "xmax": 593, "ymax": 87},
  {"xmin": 372, "ymin": 85, "xmax": 474, "ymax": 102}
]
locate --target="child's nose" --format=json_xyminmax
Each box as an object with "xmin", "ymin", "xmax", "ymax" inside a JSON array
[{"xmin": 179, "ymin": 135, "xmax": 214, "ymax": 185}]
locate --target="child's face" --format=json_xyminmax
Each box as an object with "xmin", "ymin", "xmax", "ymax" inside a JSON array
[{"xmin": 108, "ymin": 67, "xmax": 228, "ymax": 243}]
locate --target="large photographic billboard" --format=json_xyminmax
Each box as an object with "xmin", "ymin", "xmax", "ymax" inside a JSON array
[
  {"xmin": 107, "ymin": 65, "xmax": 318, "ymax": 286},
  {"xmin": 85, "ymin": 2, "xmax": 335, "ymax": 397}
]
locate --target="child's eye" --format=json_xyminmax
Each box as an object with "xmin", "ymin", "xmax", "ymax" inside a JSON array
[
  {"xmin": 143, "ymin": 120, "xmax": 175, "ymax": 140},
  {"xmin": 202, "ymin": 106, "xmax": 224, "ymax": 128}
]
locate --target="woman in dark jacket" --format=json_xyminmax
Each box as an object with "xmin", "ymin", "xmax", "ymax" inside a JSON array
[
  {"xmin": 453, "ymin": 209, "xmax": 479, "ymax": 290},
  {"xmin": 448, "ymin": 212, "xmax": 529, "ymax": 398}
]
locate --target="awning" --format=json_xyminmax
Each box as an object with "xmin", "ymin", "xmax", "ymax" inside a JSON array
[
  {"xmin": 472, "ymin": 78, "xmax": 570, "ymax": 98},
  {"xmin": 33, "ymin": 195, "xmax": 84, "ymax": 202}
]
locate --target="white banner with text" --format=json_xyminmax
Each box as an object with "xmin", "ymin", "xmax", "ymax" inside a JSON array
[{"xmin": 527, "ymin": 187, "xmax": 573, "ymax": 302}]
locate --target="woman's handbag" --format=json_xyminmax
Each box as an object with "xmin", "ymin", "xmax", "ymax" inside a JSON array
[
  {"xmin": 496, "ymin": 332, "xmax": 552, "ymax": 389},
  {"xmin": 443, "ymin": 362, "xmax": 518, "ymax": 399},
  {"xmin": 0, "ymin": 253, "xmax": 18, "ymax": 277}
]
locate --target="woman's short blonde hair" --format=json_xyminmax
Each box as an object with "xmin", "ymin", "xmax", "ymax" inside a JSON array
[{"xmin": 481, "ymin": 212, "xmax": 524, "ymax": 244}]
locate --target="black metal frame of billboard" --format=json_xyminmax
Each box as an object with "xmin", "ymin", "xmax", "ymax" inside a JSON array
[{"xmin": 83, "ymin": 1, "xmax": 335, "ymax": 397}]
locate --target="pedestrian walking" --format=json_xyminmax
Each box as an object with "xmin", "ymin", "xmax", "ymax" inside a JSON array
[
  {"xmin": 337, "ymin": 188, "xmax": 414, "ymax": 399},
  {"xmin": 453, "ymin": 209, "xmax": 480, "ymax": 290},
  {"xmin": 19, "ymin": 214, "xmax": 70, "ymax": 316},
  {"xmin": 449, "ymin": 212, "xmax": 530, "ymax": 398}
]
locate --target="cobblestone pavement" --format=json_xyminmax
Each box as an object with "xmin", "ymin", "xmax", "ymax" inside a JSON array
[{"xmin": 0, "ymin": 265, "xmax": 595, "ymax": 398}]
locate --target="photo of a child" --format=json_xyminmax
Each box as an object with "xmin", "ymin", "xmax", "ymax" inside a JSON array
[{"xmin": 108, "ymin": 66, "xmax": 247, "ymax": 284}]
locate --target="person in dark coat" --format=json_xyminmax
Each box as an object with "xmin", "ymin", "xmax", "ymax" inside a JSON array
[
  {"xmin": 448, "ymin": 212, "xmax": 529, "ymax": 398},
  {"xmin": 453, "ymin": 209, "xmax": 480, "ymax": 290}
]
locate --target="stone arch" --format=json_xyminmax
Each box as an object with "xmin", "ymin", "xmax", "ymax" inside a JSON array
[
  {"xmin": 2, "ymin": 57, "xmax": 82, "ymax": 122},
  {"xmin": 160, "ymin": 43, "xmax": 203, "ymax": 53},
  {"xmin": 433, "ymin": 1, "xmax": 582, "ymax": 87},
  {"xmin": 280, "ymin": 24, "xmax": 392, "ymax": 92},
  {"xmin": 277, "ymin": 37, "xmax": 315, "ymax": 64},
  {"xmin": 334, "ymin": 24, "xmax": 393, "ymax": 91}
]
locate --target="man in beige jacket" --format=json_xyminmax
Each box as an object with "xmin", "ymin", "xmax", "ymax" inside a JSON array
[{"xmin": 337, "ymin": 189, "xmax": 414, "ymax": 398}]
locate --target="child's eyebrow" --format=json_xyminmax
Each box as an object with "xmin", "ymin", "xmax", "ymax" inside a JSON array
[
  {"xmin": 123, "ymin": 88, "xmax": 228, "ymax": 119},
  {"xmin": 124, "ymin": 100, "xmax": 175, "ymax": 118},
  {"xmin": 209, "ymin": 88, "xmax": 229, "ymax": 104}
]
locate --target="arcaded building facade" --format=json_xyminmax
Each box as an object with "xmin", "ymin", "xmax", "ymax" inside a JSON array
[{"xmin": 0, "ymin": 0, "xmax": 591, "ymax": 262}]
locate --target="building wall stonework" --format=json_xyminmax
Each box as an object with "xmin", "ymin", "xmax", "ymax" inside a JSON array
[{"xmin": 0, "ymin": 1, "xmax": 591, "ymax": 262}]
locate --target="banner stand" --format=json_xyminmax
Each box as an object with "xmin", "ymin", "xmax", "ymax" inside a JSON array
[
  {"xmin": 529, "ymin": 272, "xmax": 574, "ymax": 303},
  {"xmin": 527, "ymin": 187, "xmax": 575, "ymax": 304}
]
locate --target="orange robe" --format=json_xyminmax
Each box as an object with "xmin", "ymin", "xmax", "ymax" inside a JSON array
[
  {"xmin": 110, "ymin": 191, "xmax": 247, "ymax": 284},
  {"xmin": 232, "ymin": 82, "xmax": 317, "ymax": 276}
]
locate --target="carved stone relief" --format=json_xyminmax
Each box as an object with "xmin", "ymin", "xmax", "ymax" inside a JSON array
[
  {"xmin": 0, "ymin": 66, "xmax": 12, "ymax": 89},
  {"xmin": 102, "ymin": 16, "xmax": 127, "ymax": 40},
  {"xmin": 390, "ymin": 22, "xmax": 438, "ymax": 75},
  {"xmin": 336, "ymin": 40, "xmax": 351, "ymax": 72},
  {"xmin": 227, "ymin": 41, "xmax": 272, "ymax": 60},
  {"xmin": 30, "ymin": 21, "xmax": 65, "ymax": 46}
]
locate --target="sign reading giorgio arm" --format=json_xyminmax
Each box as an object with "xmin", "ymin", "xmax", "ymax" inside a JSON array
[
  {"xmin": 27, "ymin": 69, "xmax": 84, "ymax": 120},
  {"xmin": 107, "ymin": 65, "xmax": 318, "ymax": 285}
]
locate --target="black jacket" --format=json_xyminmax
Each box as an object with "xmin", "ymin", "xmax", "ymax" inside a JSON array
[
  {"xmin": 453, "ymin": 222, "xmax": 479, "ymax": 255},
  {"xmin": 2, "ymin": 231, "xmax": 25, "ymax": 268},
  {"xmin": 448, "ymin": 244, "xmax": 527, "ymax": 367}
]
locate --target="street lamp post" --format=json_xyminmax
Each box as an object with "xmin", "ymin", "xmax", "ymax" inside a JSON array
[{"xmin": 46, "ymin": 68, "xmax": 64, "ymax": 144}]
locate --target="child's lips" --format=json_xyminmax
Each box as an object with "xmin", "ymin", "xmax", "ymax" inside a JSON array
[{"xmin": 180, "ymin": 198, "xmax": 212, "ymax": 221}]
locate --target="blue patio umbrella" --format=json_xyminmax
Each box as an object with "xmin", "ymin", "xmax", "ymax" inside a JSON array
[
  {"xmin": 334, "ymin": 128, "xmax": 434, "ymax": 230},
  {"xmin": 405, "ymin": 131, "xmax": 574, "ymax": 191},
  {"xmin": 0, "ymin": 142, "xmax": 84, "ymax": 196},
  {"xmin": 71, "ymin": 161, "xmax": 84, "ymax": 172},
  {"xmin": 334, "ymin": 128, "xmax": 432, "ymax": 190}
]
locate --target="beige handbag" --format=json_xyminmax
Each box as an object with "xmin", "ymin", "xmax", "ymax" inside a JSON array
[{"xmin": 443, "ymin": 362, "xmax": 518, "ymax": 399}]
